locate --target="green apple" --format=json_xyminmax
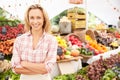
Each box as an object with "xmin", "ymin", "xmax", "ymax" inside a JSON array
[{"xmin": 65, "ymin": 50, "xmax": 71, "ymax": 55}]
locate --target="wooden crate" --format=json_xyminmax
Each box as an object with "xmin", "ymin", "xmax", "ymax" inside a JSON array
[
  {"xmin": 76, "ymin": 14, "xmax": 86, "ymax": 19},
  {"xmin": 67, "ymin": 12, "xmax": 86, "ymax": 19},
  {"xmin": 68, "ymin": 18, "xmax": 86, "ymax": 31},
  {"xmin": 75, "ymin": 20, "xmax": 86, "ymax": 25},
  {"xmin": 74, "ymin": 25, "xmax": 86, "ymax": 29},
  {"xmin": 74, "ymin": 20, "xmax": 86, "ymax": 28},
  {"xmin": 68, "ymin": 18, "xmax": 76, "ymax": 24},
  {"xmin": 67, "ymin": 13, "xmax": 76, "ymax": 19},
  {"xmin": 68, "ymin": 18, "xmax": 76, "ymax": 31}
]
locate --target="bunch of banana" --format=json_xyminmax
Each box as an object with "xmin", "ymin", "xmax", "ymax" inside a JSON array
[{"xmin": 55, "ymin": 36, "xmax": 67, "ymax": 48}]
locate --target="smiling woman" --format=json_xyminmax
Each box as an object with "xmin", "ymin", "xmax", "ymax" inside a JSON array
[{"xmin": 11, "ymin": 4, "xmax": 58, "ymax": 80}]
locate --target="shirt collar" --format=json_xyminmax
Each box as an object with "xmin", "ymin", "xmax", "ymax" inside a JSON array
[
  {"xmin": 25, "ymin": 31, "xmax": 31, "ymax": 36},
  {"xmin": 26, "ymin": 30, "xmax": 46, "ymax": 37}
]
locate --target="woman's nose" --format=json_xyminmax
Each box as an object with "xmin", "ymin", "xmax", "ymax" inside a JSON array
[{"xmin": 33, "ymin": 19, "xmax": 38, "ymax": 23}]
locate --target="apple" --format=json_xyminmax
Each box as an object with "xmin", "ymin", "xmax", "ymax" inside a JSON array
[
  {"xmin": 94, "ymin": 49, "xmax": 99, "ymax": 55},
  {"xmin": 69, "ymin": 35, "xmax": 75, "ymax": 41},
  {"xmin": 65, "ymin": 50, "xmax": 71, "ymax": 55}
]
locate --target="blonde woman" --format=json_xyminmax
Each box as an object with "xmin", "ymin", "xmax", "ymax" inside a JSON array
[{"xmin": 11, "ymin": 4, "xmax": 58, "ymax": 80}]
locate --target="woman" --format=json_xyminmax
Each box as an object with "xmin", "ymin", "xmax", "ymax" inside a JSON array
[{"xmin": 11, "ymin": 4, "xmax": 58, "ymax": 80}]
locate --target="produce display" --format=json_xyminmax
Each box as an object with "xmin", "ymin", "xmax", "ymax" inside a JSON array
[
  {"xmin": 54, "ymin": 28, "xmax": 120, "ymax": 80},
  {"xmin": 87, "ymin": 40, "xmax": 108, "ymax": 54},
  {"xmin": 67, "ymin": 34, "xmax": 82, "ymax": 47},
  {"xmin": 55, "ymin": 36, "xmax": 67, "ymax": 48},
  {"xmin": 0, "ymin": 60, "xmax": 11, "ymax": 73},
  {"xmin": 95, "ymin": 30, "xmax": 114, "ymax": 46},
  {"xmin": 0, "ymin": 69, "xmax": 20, "ymax": 80},
  {"xmin": 0, "ymin": 39, "xmax": 15, "ymax": 55},
  {"xmin": 54, "ymin": 53, "xmax": 120, "ymax": 80},
  {"xmin": 115, "ymin": 31, "xmax": 120, "ymax": 38},
  {"xmin": 87, "ymin": 53, "xmax": 120, "ymax": 80},
  {"xmin": 102, "ymin": 69, "xmax": 116, "ymax": 80},
  {"xmin": 112, "ymin": 66, "xmax": 120, "ymax": 79},
  {"xmin": 55, "ymin": 30, "xmax": 120, "ymax": 62},
  {"xmin": 0, "ymin": 24, "xmax": 24, "ymax": 41},
  {"xmin": 0, "ymin": 24, "xmax": 24, "ymax": 57},
  {"xmin": 78, "ymin": 47, "xmax": 93, "ymax": 56},
  {"xmin": 55, "ymin": 33, "xmax": 96, "ymax": 61},
  {"xmin": 0, "ymin": 23, "xmax": 24, "ymax": 79}
]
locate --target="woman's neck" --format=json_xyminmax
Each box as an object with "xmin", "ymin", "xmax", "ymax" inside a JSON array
[{"xmin": 31, "ymin": 29, "xmax": 44, "ymax": 38}]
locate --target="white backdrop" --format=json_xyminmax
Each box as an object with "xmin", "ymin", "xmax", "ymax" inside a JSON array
[
  {"xmin": 87, "ymin": 0, "xmax": 120, "ymax": 27},
  {"xmin": 0, "ymin": 0, "xmax": 120, "ymax": 26}
]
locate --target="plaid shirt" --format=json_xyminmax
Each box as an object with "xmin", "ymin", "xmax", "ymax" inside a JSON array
[{"xmin": 11, "ymin": 31, "xmax": 58, "ymax": 73}]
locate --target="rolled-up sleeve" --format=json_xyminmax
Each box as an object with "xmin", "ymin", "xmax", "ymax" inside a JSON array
[
  {"xmin": 45, "ymin": 37, "xmax": 58, "ymax": 73},
  {"xmin": 11, "ymin": 37, "xmax": 22, "ymax": 70}
]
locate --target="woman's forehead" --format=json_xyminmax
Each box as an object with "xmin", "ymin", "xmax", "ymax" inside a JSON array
[{"xmin": 29, "ymin": 9, "xmax": 43, "ymax": 16}]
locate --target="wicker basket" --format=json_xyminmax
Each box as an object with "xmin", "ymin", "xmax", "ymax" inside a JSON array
[
  {"xmin": 79, "ymin": 54, "xmax": 92, "ymax": 60},
  {"xmin": 75, "ymin": 29, "xmax": 96, "ymax": 43},
  {"xmin": 86, "ymin": 29, "xmax": 96, "ymax": 40},
  {"xmin": 94, "ymin": 30, "xmax": 99, "ymax": 37},
  {"xmin": 65, "ymin": 33, "xmax": 81, "ymax": 42}
]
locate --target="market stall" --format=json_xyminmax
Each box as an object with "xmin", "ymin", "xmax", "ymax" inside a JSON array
[{"xmin": 0, "ymin": 0, "xmax": 120, "ymax": 80}]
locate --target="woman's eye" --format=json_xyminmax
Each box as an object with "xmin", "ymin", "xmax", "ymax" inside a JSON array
[
  {"xmin": 29, "ymin": 16, "xmax": 41, "ymax": 20},
  {"xmin": 37, "ymin": 17, "xmax": 41, "ymax": 19},
  {"xmin": 30, "ymin": 16, "xmax": 34, "ymax": 19}
]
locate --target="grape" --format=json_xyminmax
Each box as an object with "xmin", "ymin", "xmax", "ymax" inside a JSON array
[
  {"xmin": 57, "ymin": 47, "xmax": 63, "ymax": 56},
  {"xmin": 1, "ymin": 27, "xmax": 7, "ymax": 35},
  {"xmin": 0, "ymin": 52, "xmax": 4, "ymax": 60}
]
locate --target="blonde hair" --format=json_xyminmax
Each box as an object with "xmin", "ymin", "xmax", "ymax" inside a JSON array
[{"xmin": 24, "ymin": 4, "xmax": 51, "ymax": 33}]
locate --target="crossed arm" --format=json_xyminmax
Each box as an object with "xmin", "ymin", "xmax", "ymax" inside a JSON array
[{"xmin": 13, "ymin": 61, "xmax": 48, "ymax": 75}]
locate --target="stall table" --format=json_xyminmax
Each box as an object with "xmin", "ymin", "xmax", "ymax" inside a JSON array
[{"xmin": 50, "ymin": 56, "xmax": 83, "ymax": 79}]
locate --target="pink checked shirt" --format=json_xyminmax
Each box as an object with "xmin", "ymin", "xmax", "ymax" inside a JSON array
[{"xmin": 11, "ymin": 31, "xmax": 58, "ymax": 73}]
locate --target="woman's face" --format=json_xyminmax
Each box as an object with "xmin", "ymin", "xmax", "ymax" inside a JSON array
[{"xmin": 28, "ymin": 9, "xmax": 44, "ymax": 31}]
